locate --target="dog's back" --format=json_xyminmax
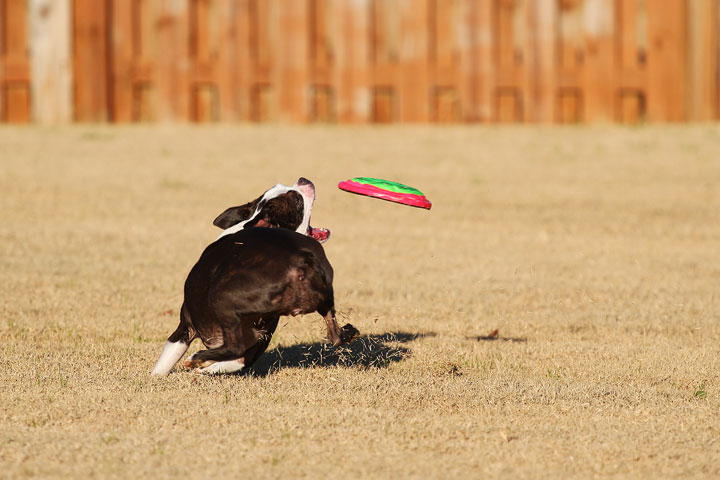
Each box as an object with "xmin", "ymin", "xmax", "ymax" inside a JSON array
[{"xmin": 186, "ymin": 227, "xmax": 335, "ymax": 332}]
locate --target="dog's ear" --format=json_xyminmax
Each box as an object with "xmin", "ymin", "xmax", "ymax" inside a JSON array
[{"xmin": 213, "ymin": 195, "xmax": 263, "ymax": 229}]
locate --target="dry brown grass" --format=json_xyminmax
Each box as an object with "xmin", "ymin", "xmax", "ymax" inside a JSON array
[{"xmin": 1, "ymin": 124, "xmax": 719, "ymax": 479}]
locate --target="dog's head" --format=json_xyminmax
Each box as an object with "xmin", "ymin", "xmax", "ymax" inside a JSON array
[{"xmin": 214, "ymin": 177, "xmax": 330, "ymax": 243}]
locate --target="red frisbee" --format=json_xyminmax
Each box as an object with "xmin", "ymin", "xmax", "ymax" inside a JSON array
[{"xmin": 338, "ymin": 177, "xmax": 432, "ymax": 210}]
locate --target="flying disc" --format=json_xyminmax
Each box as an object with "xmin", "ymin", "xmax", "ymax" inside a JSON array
[{"xmin": 338, "ymin": 177, "xmax": 432, "ymax": 209}]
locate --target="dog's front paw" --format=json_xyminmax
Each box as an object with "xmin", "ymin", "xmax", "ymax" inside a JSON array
[
  {"xmin": 183, "ymin": 356, "xmax": 215, "ymax": 370},
  {"xmin": 339, "ymin": 323, "xmax": 360, "ymax": 344},
  {"xmin": 183, "ymin": 359, "xmax": 200, "ymax": 369}
]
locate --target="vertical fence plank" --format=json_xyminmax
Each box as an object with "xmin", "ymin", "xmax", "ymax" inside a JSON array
[
  {"xmin": 309, "ymin": 0, "xmax": 336, "ymax": 122},
  {"xmin": 188, "ymin": 0, "xmax": 217, "ymax": 122},
  {"xmin": 398, "ymin": 0, "xmax": 430, "ymax": 122},
  {"xmin": 429, "ymin": 0, "xmax": 466, "ymax": 122},
  {"xmin": 460, "ymin": 0, "xmax": 480, "ymax": 121},
  {"xmin": 493, "ymin": 0, "xmax": 527, "ymax": 122},
  {"xmin": 473, "ymin": 0, "xmax": 493, "ymax": 121},
  {"xmin": 29, "ymin": 0, "xmax": 72, "ymax": 123},
  {"xmin": 227, "ymin": 0, "xmax": 251, "ymax": 121},
  {"xmin": 582, "ymin": 0, "xmax": 615, "ymax": 122},
  {"xmin": 275, "ymin": 0, "xmax": 308, "ymax": 122},
  {"xmin": 617, "ymin": 0, "xmax": 641, "ymax": 68},
  {"xmin": 1, "ymin": 0, "xmax": 31, "ymax": 122},
  {"xmin": 213, "ymin": 0, "xmax": 240, "ymax": 122},
  {"xmin": 370, "ymin": 0, "xmax": 400, "ymax": 122},
  {"xmin": 615, "ymin": 0, "xmax": 647, "ymax": 123},
  {"xmin": 687, "ymin": 0, "xmax": 717, "ymax": 120},
  {"xmin": 108, "ymin": 0, "xmax": 132, "ymax": 122},
  {"xmin": 249, "ymin": 0, "xmax": 275, "ymax": 121},
  {"xmin": 647, "ymin": 0, "xmax": 687, "ymax": 121},
  {"xmin": 337, "ymin": 0, "xmax": 370, "ymax": 122},
  {"xmin": 155, "ymin": 0, "xmax": 190, "ymax": 121},
  {"xmin": 717, "ymin": 0, "xmax": 720, "ymax": 118},
  {"xmin": 310, "ymin": 0, "xmax": 332, "ymax": 74},
  {"xmin": 110, "ymin": 0, "xmax": 157, "ymax": 122},
  {"xmin": 0, "ymin": 0, "xmax": 2, "ymax": 118},
  {"xmin": 526, "ymin": 0, "xmax": 555, "ymax": 122},
  {"xmin": 73, "ymin": 0, "xmax": 108, "ymax": 121},
  {"xmin": 455, "ymin": 0, "xmax": 475, "ymax": 122},
  {"xmin": 557, "ymin": 0, "xmax": 583, "ymax": 123}
]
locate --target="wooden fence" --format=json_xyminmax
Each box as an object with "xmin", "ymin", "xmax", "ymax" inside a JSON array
[{"xmin": 1, "ymin": 0, "xmax": 719, "ymax": 123}]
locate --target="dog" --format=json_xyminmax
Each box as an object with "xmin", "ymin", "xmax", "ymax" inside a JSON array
[{"xmin": 151, "ymin": 177, "xmax": 359, "ymax": 375}]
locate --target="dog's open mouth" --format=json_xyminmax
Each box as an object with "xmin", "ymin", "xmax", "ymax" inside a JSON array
[{"xmin": 308, "ymin": 226, "xmax": 330, "ymax": 243}]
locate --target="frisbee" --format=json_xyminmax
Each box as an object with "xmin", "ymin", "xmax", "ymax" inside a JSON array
[{"xmin": 338, "ymin": 177, "xmax": 432, "ymax": 209}]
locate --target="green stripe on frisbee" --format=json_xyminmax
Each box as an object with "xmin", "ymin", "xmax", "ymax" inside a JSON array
[{"xmin": 338, "ymin": 177, "xmax": 432, "ymax": 210}]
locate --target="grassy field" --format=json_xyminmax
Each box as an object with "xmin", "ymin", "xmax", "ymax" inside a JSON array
[{"xmin": 1, "ymin": 125, "xmax": 719, "ymax": 478}]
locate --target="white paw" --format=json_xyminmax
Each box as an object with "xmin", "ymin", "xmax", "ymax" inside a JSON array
[{"xmin": 198, "ymin": 359, "xmax": 245, "ymax": 375}]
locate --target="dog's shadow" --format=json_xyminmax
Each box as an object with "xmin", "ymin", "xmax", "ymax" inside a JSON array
[{"xmin": 247, "ymin": 331, "xmax": 427, "ymax": 377}]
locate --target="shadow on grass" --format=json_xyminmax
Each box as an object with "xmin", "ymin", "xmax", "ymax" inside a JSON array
[{"xmin": 247, "ymin": 331, "xmax": 432, "ymax": 377}]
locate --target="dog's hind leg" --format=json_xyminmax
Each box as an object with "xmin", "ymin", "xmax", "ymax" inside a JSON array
[
  {"xmin": 151, "ymin": 304, "xmax": 194, "ymax": 376},
  {"xmin": 184, "ymin": 314, "xmax": 259, "ymax": 373},
  {"xmin": 319, "ymin": 306, "xmax": 359, "ymax": 347},
  {"xmin": 322, "ymin": 308, "xmax": 342, "ymax": 346},
  {"xmin": 229, "ymin": 314, "xmax": 279, "ymax": 370},
  {"xmin": 187, "ymin": 314, "xmax": 280, "ymax": 374}
]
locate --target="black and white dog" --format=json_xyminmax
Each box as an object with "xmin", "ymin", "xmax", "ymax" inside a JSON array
[{"xmin": 151, "ymin": 177, "xmax": 358, "ymax": 375}]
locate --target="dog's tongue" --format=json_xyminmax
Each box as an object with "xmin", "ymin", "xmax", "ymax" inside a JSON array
[{"xmin": 308, "ymin": 226, "xmax": 330, "ymax": 243}]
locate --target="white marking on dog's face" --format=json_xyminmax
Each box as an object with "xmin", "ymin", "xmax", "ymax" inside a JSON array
[
  {"xmin": 217, "ymin": 180, "xmax": 315, "ymax": 239},
  {"xmin": 150, "ymin": 341, "xmax": 190, "ymax": 376},
  {"xmin": 292, "ymin": 178, "xmax": 316, "ymax": 237}
]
